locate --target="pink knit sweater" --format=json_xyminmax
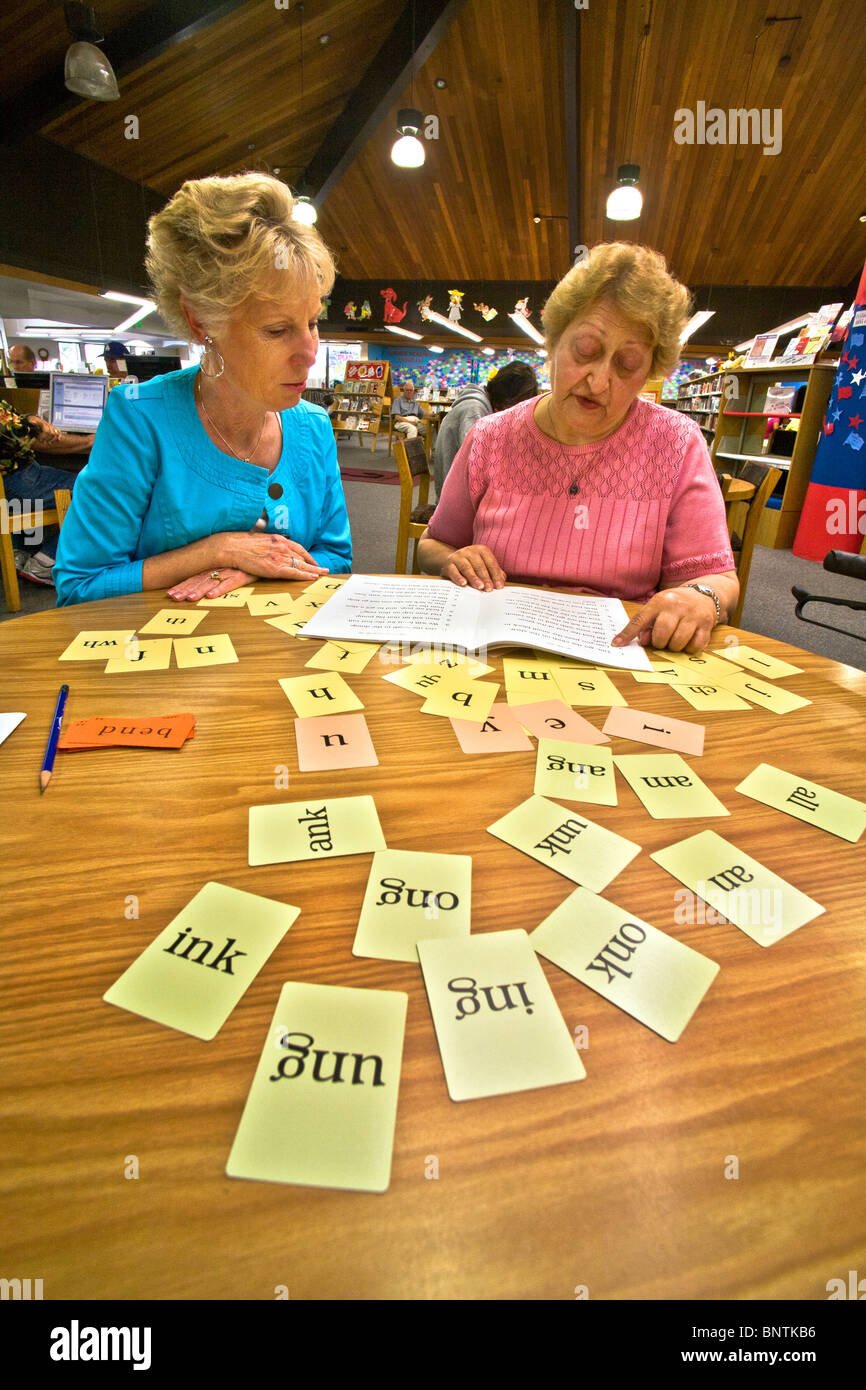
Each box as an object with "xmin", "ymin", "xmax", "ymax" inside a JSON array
[{"xmin": 427, "ymin": 396, "xmax": 735, "ymax": 602}]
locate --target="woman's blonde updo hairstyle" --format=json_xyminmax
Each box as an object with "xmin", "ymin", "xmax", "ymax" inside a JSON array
[
  {"xmin": 542, "ymin": 242, "xmax": 692, "ymax": 378},
  {"xmin": 145, "ymin": 172, "xmax": 335, "ymax": 340}
]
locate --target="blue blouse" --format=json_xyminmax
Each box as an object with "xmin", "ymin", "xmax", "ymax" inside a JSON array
[{"xmin": 54, "ymin": 367, "xmax": 352, "ymax": 606}]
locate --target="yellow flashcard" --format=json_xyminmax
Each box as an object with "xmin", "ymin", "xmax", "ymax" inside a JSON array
[
  {"xmin": 613, "ymin": 753, "xmax": 729, "ymax": 818},
  {"xmin": 420, "ymin": 679, "xmax": 499, "ymax": 724},
  {"xmin": 304, "ymin": 640, "xmax": 381, "ymax": 674},
  {"xmin": 300, "ymin": 575, "xmax": 351, "ymax": 602},
  {"xmin": 104, "ymin": 638, "xmax": 173, "ymax": 673},
  {"xmin": 59, "ymin": 630, "xmax": 135, "ymax": 661},
  {"xmin": 248, "ymin": 795, "xmax": 385, "ymax": 866},
  {"xmin": 659, "ymin": 649, "xmax": 739, "ymax": 680},
  {"xmin": 138, "ymin": 609, "xmax": 208, "ymax": 636},
  {"xmin": 669, "ymin": 682, "xmax": 753, "ymax": 712},
  {"xmin": 196, "ymin": 587, "xmax": 255, "ymax": 607},
  {"xmin": 502, "ymin": 657, "xmax": 563, "ymax": 700},
  {"xmin": 103, "ymin": 882, "xmax": 300, "ymax": 1040},
  {"xmin": 417, "ymin": 929, "xmax": 585, "ymax": 1101},
  {"xmin": 487, "ymin": 794, "xmax": 640, "ymax": 892},
  {"xmin": 530, "ymin": 888, "xmax": 719, "ymax": 1042},
  {"xmin": 650, "ymin": 830, "xmax": 824, "ymax": 946},
  {"xmin": 265, "ymin": 613, "xmax": 311, "ymax": 638},
  {"xmin": 534, "ymin": 740, "xmax": 617, "ymax": 806},
  {"xmin": 506, "ymin": 684, "xmax": 566, "ymax": 706},
  {"xmin": 713, "ymin": 669, "xmax": 811, "ymax": 714},
  {"xmin": 278, "ymin": 671, "xmax": 363, "ymax": 718},
  {"xmin": 550, "ymin": 666, "xmax": 627, "ymax": 707},
  {"xmin": 226, "ymin": 981, "xmax": 407, "ymax": 1192},
  {"xmin": 405, "ymin": 644, "xmax": 494, "ymax": 676},
  {"xmin": 173, "ymin": 633, "xmax": 238, "ymax": 668},
  {"xmin": 718, "ymin": 644, "xmax": 803, "ymax": 679},
  {"xmin": 353, "ymin": 850, "xmax": 472, "ymax": 961},
  {"xmin": 736, "ymin": 763, "xmax": 866, "ymax": 843},
  {"xmin": 246, "ymin": 592, "xmax": 304, "ymax": 616},
  {"xmin": 382, "ymin": 662, "xmax": 465, "ymax": 698}
]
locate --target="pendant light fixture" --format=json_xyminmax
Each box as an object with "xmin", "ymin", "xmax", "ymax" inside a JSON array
[
  {"xmin": 292, "ymin": 195, "xmax": 317, "ymax": 225},
  {"xmin": 390, "ymin": 3, "xmax": 425, "ymax": 168},
  {"xmin": 605, "ymin": 4, "xmax": 652, "ymax": 220},
  {"xmin": 63, "ymin": 3, "xmax": 119, "ymax": 101}
]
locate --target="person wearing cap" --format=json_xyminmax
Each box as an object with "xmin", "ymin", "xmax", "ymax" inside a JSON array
[{"xmin": 101, "ymin": 341, "xmax": 129, "ymax": 376}]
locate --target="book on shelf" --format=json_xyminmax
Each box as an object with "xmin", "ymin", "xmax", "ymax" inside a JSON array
[{"xmin": 298, "ymin": 575, "xmax": 653, "ymax": 671}]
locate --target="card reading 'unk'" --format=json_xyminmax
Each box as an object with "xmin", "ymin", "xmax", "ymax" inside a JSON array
[{"xmin": 417, "ymin": 929, "xmax": 585, "ymax": 1101}]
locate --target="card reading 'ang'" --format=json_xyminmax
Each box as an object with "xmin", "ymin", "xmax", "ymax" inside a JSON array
[
  {"xmin": 534, "ymin": 740, "xmax": 617, "ymax": 806},
  {"xmin": 248, "ymin": 795, "xmax": 385, "ymax": 865},
  {"xmin": 226, "ymin": 981, "xmax": 408, "ymax": 1192},
  {"xmin": 417, "ymin": 929, "xmax": 585, "ymax": 1100},
  {"xmin": 487, "ymin": 794, "xmax": 640, "ymax": 891},
  {"xmin": 529, "ymin": 888, "xmax": 719, "ymax": 1042},
  {"xmin": 103, "ymin": 882, "xmax": 299, "ymax": 1040},
  {"xmin": 353, "ymin": 849, "xmax": 472, "ymax": 961}
]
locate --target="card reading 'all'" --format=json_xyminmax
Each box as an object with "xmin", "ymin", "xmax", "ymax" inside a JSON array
[
  {"xmin": 530, "ymin": 887, "xmax": 719, "ymax": 1042},
  {"xmin": 226, "ymin": 981, "xmax": 408, "ymax": 1192},
  {"xmin": 417, "ymin": 929, "xmax": 586, "ymax": 1101},
  {"xmin": 248, "ymin": 795, "xmax": 385, "ymax": 865},
  {"xmin": 103, "ymin": 882, "xmax": 299, "ymax": 1040}
]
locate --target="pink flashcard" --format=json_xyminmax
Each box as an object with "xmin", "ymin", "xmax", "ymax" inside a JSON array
[
  {"xmin": 450, "ymin": 702, "xmax": 534, "ymax": 754},
  {"xmin": 294, "ymin": 713, "xmax": 378, "ymax": 771},
  {"xmin": 509, "ymin": 699, "xmax": 610, "ymax": 746},
  {"xmin": 601, "ymin": 705, "xmax": 705, "ymax": 756}
]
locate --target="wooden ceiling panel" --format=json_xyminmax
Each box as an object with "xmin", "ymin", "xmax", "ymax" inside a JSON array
[{"xmin": 41, "ymin": 0, "xmax": 403, "ymax": 194}]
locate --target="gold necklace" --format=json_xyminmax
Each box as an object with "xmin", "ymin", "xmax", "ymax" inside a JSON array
[
  {"xmin": 196, "ymin": 373, "xmax": 269, "ymax": 464},
  {"xmin": 545, "ymin": 393, "xmax": 581, "ymax": 496}
]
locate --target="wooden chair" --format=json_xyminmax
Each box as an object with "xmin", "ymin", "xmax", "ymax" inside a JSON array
[
  {"xmin": 393, "ymin": 436, "xmax": 435, "ymax": 574},
  {"xmin": 721, "ymin": 461, "xmax": 782, "ymax": 628},
  {"xmin": 0, "ymin": 473, "xmax": 67, "ymax": 613}
]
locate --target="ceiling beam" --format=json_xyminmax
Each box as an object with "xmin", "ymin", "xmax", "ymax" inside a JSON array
[
  {"xmin": 1, "ymin": 0, "xmax": 250, "ymax": 145},
  {"xmin": 302, "ymin": 0, "xmax": 468, "ymax": 207},
  {"xmin": 563, "ymin": 0, "xmax": 581, "ymax": 276}
]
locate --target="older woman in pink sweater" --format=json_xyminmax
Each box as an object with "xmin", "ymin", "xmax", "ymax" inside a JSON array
[{"xmin": 417, "ymin": 243, "xmax": 738, "ymax": 653}]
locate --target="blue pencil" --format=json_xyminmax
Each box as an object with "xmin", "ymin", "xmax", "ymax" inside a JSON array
[{"xmin": 40, "ymin": 684, "xmax": 69, "ymax": 793}]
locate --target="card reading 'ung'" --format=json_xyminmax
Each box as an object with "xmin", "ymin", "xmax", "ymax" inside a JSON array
[
  {"xmin": 417, "ymin": 929, "xmax": 585, "ymax": 1101},
  {"xmin": 226, "ymin": 982, "xmax": 408, "ymax": 1192}
]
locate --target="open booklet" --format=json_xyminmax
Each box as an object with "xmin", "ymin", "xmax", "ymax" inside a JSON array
[{"xmin": 298, "ymin": 576, "xmax": 653, "ymax": 671}]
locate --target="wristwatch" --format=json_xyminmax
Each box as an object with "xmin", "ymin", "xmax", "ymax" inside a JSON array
[{"xmin": 682, "ymin": 582, "xmax": 722, "ymax": 626}]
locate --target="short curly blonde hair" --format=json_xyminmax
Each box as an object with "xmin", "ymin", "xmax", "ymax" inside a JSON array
[
  {"xmin": 145, "ymin": 172, "xmax": 335, "ymax": 340},
  {"xmin": 542, "ymin": 242, "xmax": 692, "ymax": 378}
]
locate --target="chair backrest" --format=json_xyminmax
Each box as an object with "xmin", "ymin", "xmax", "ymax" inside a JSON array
[
  {"xmin": 727, "ymin": 462, "xmax": 782, "ymax": 627},
  {"xmin": 402, "ymin": 435, "xmax": 430, "ymax": 478},
  {"xmin": 54, "ymin": 489, "xmax": 72, "ymax": 526},
  {"xmin": 393, "ymin": 437, "xmax": 431, "ymax": 574}
]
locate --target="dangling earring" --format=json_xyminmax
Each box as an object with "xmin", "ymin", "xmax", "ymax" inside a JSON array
[{"xmin": 200, "ymin": 334, "xmax": 225, "ymax": 378}]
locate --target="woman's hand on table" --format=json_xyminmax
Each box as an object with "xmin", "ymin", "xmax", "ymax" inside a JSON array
[
  {"xmin": 219, "ymin": 531, "xmax": 328, "ymax": 582},
  {"xmin": 611, "ymin": 585, "xmax": 719, "ymax": 653},
  {"xmin": 167, "ymin": 568, "xmax": 257, "ymax": 602},
  {"xmin": 440, "ymin": 545, "xmax": 507, "ymax": 592}
]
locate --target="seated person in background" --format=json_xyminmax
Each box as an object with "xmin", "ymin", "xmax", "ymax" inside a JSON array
[
  {"xmin": 9, "ymin": 343, "xmax": 37, "ymax": 373},
  {"xmin": 0, "ymin": 400, "xmax": 83, "ymax": 586},
  {"xmin": 433, "ymin": 360, "xmax": 539, "ymax": 496},
  {"xmin": 391, "ymin": 379, "xmax": 424, "ymax": 440},
  {"xmin": 55, "ymin": 172, "xmax": 351, "ymax": 606},
  {"xmin": 417, "ymin": 242, "xmax": 738, "ymax": 653},
  {"xmin": 100, "ymin": 340, "xmax": 129, "ymax": 376},
  {"xmin": 321, "ymin": 392, "xmax": 337, "ymax": 414}
]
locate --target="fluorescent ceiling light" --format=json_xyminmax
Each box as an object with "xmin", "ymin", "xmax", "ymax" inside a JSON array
[
  {"xmin": 385, "ymin": 325, "xmax": 423, "ymax": 340},
  {"xmin": 680, "ymin": 310, "xmax": 715, "ymax": 345},
  {"xmin": 101, "ymin": 291, "xmax": 150, "ymax": 304},
  {"xmin": 428, "ymin": 345, "xmax": 444, "ymax": 354},
  {"xmin": 423, "ymin": 309, "xmax": 482, "ymax": 342},
  {"xmin": 113, "ymin": 300, "xmax": 157, "ymax": 333},
  {"xmin": 481, "ymin": 347, "xmax": 495, "ymax": 355},
  {"xmin": 509, "ymin": 312, "xmax": 545, "ymax": 345}
]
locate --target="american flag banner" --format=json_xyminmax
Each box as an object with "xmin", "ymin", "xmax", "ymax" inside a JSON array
[{"xmin": 793, "ymin": 262, "xmax": 866, "ymax": 560}]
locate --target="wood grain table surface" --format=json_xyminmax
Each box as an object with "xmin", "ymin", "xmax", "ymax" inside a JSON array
[{"xmin": 1, "ymin": 578, "xmax": 864, "ymax": 1302}]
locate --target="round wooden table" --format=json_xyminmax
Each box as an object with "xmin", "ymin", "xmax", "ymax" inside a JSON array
[{"xmin": 2, "ymin": 581, "xmax": 865, "ymax": 1301}]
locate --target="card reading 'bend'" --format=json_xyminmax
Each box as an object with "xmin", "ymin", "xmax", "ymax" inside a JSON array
[
  {"xmin": 487, "ymin": 794, "xmax": 640, "ymax": 891},
  {"xmin": 103, "ymin": 882, "xmax": 299, "ymax": 1039},
  {"xmin": 530, "ymin": 888, "xmax": 719, "ymax": 1042},
  {"xmin": 249, "ymin": 795, "xmax": 385, "ymax": 865},
  {"xmin": 417, "ymin": 929, "xmax": 585, "ymax": 1100},
  {"xmin": 226, "ymin": 982, "xmax": 408, "ymax": 1192}
]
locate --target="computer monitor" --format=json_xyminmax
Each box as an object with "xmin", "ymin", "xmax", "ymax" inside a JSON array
[
  {"xmin": 121, "ymin": 355, "xmax": 182, "ymax": 381},
  {"xmin": 12, "ymin": 371, "xmax": 51, "ymax": 389},
  {"xmin": 49, "ymin": 373, "xmax": 109, "ymax": 433}
]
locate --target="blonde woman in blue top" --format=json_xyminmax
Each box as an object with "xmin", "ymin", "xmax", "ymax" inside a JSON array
[{"xmin": 55, "ymin": 173, "xmax": 351, "ymax": 606}]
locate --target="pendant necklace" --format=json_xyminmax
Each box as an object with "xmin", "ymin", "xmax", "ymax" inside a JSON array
[
  {"xmin": 545, "ymin": 394, "xmax": 580, "ymax": 495},
  {"xmin": 196, "ymin": 372, "xmax": 269, "ymax": 465}
]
